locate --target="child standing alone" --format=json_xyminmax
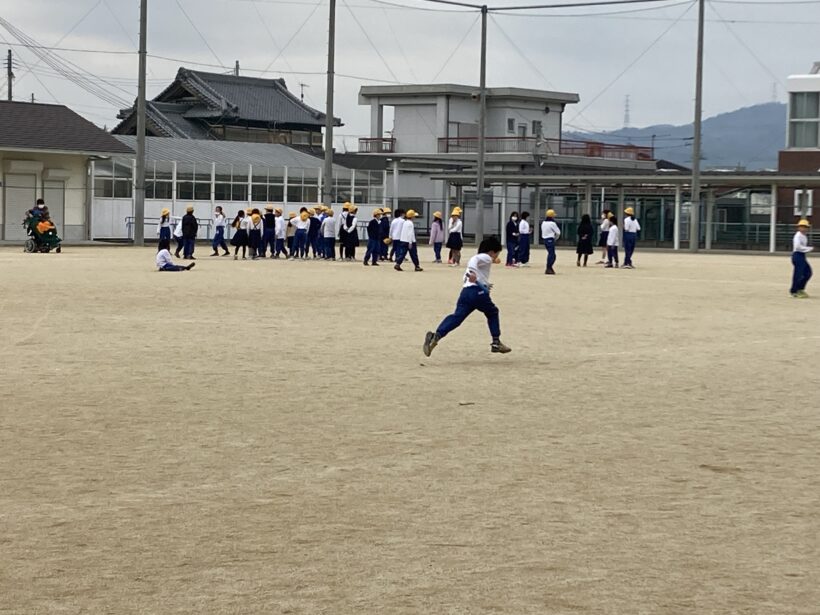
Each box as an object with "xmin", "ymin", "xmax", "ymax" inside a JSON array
[
  {"xmin": 429, "ymin": 211, "xmax": 445, "ymax": 263},
  {"xmin": 790, "ymin": 219, "xmax": 814, "ymax": 298},
  {"xmin": 423, "ymin": 236, "xmax": 511, "ymax": 356},
  {"xmin": 605, "ymin": 215, "xmax": 620, "ymax": 268}
]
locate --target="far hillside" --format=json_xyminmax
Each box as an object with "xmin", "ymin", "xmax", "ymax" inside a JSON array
[{"xmin": 565, "ymin": 102, "xmax": 786, "ymax": 170}]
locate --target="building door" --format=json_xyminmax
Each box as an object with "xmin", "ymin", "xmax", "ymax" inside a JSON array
[
  {"xmin": 3, "ymin": 173, "xmax": 36, "ymax": 240},
  {"xmin": 43, "ymin": 180, "xmax": 66, "ymax": 236}
]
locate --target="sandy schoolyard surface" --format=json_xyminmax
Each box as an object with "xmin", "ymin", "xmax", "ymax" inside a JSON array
[{"xmin": 0, "ymin": 245, "xmax": 818, "ymax": 614}]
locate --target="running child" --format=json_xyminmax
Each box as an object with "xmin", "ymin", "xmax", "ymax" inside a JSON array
[
  {"xmin": 211, "ymin": 205, "xmax": 230, "ymax": 256},
  {"xmin": 423, "ymin": 236, "xmax": 511, "ymax": 356},
  {"xmin": 790, "ymin": 218, "xmax": 814, "ymax": 298}
]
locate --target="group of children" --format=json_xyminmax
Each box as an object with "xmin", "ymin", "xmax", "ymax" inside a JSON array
[{"xmin": 503, "ymin": 207, "xmax": 643, "ymax": 274}]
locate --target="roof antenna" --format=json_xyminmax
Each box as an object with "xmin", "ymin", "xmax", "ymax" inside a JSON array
[
  {"xmin": 299, "ymin": 82, "xmax": 309, "ymax": 102},
  {"xmin": 234, "ymin": 60, "xmax": 240, "ymax": 77}
]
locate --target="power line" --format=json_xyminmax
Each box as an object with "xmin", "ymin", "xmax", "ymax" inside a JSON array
[
  {"xmin": 250, "ymin": 0, "xmax": 298, "ymax": 75},
  {"xmin": 174, "ymin": 0, "xmax": 225, "ymax": 67},
  {"xmin": 381, "ymin": 7, "xmax": 420, "ymax": 81},
  {"xmin": 342, "ymin": 0, "xmax": 401, "ymax": 82},
  {"xmin": 0, "ymin": 42, "xmax": 136, "ymax": 55},
  {"xmin": 488, "ymin": 0, "xmax": 684, "ymax": 10},
  {"xmin": 430, "ymin": 13, "xmax": 480, "ymax": 81},
  {"xmin": 565, "ymin": 1, "xmax": 695, "ymax": 126},
  {"xmin": 261, "ymin": 0, "xmax": 324, "ymax": 74}
]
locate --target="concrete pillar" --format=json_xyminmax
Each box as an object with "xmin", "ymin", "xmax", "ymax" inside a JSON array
[
  {"xmin": 769, "ymin": 183, "xmax": 778, "ymax": 253},
  {"xmin": 370, "ymin": 100, "xmax": 383, "ymax": 139},
  {"xmin": 673, "ymin": 184, "xmax": 681, "ymax": 250},
  {"xmin": 705, "ymin": 188, "xmax": 714, "ymax": 251},
  {"xmin": 247, "ymin": 164, "xmax": 253, "ymax": 209},
  {"xmin": 392, "ymin": 160, "xmax": 399, "ymax": 210},
  {"xmin": 659, "ymin": 197, "xmax": 665, "ymax": 242},
  {"xmin": 584, "ymin": 183, "xmax": 593, "ymax": 217},
  {"xmin": 617, "ymin": 186, "xmax": 625, "ymax": 245},
  {"xmin": 210, "ymin": 162, "xmax": 216, "ymax": 210},
  {"xmin": 171, "ymin": 160, "xmax": 177, "ymax": 214},
  {"xmin": 350, "ymin": 169, "xmax": 356, "ymax": 205},
  {"xmin": 284, "ymin": 166, "xmax": 289, "ymax": 208},
  {"xmin": 500, "ymin": 182, "xmax": 507, "ymax": 246}
]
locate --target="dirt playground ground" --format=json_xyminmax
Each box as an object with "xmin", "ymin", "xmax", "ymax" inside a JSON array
[{"xmin": 0, "ymin": 245, "xmax": 818, "ymax": 614}]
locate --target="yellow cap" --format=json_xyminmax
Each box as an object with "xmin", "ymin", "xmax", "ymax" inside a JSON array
[
  {"xmin": 625, "ymin": 207, "xmax": 635, "ymax": 215},
  {"xmin": 451, "ymin": 208, "xmax": 461, "ymax": 217},
  {"xmin": 265, "ymin": 205, "xmax": 273, "ymax": 211},
  {"xmin": 373, "ymin": 208, "xmax": 382, "ymax": 216},
  {"xmin": 546, "ymin": 209, "xmax": 556, "ymax": 217},
  {"xmin": 186, "ymin": 205, "xmax": 194, "ymax": 213},
  {"xmin": 274, "ymin": 207, "xmax": 283, "ymax": 214},
  {"xmin": 300, "ymin": 211, "xmax": 310, "ymax": 221},
  {"xmin": 252, "ymin": 213, "xmax": 261, "ymax": 223},
  {"xmin": 325, "ymin": 208, "xmax": 334, "ymax": 216},
  {"xmin": 246, "ymin": 207, "xmax": 252, "ymax": 214},
  {"xmin": 381, "ymin": 208, "xmax": 391, "ymax": 215},
  {"xmin": 607, "ymin": 212, "xmax": 614, "ymax": 219},
  {"xmin": 406, "ymin": 209, "xmax": 418, "ymax": 218},
  {"xmin": 433, "ymin": 211, "xmax": 442, "ymax": 219},
  {"xmin": 798, "ymin": 219, "xmax": 811, "ymax": 227},
  {"xmin": 288, "ymin": 212, "xmax": 296, "ymax": 219},
  {"xmin": 342, "ymin": 202, "xmax": 351, "ymax": 211},
  {"xmin": 161, "ymin": 208, "xmax": 170, "ymax": 216}
]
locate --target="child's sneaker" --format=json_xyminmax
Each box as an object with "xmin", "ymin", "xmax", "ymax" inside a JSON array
[
  {"xmin": 185, "ymin": 262, "xmax": 196, "ymax": 271},
  {"xmin": 797, "ymin": 290, "xmax": 810, "ymax": 298},
  {"xmin": 423, "ymin": 331, "xmax": 440, "ymax": 356},
  {"xmin": 491, "ymin": 340, "xmax": 511, "ymax": 354}
]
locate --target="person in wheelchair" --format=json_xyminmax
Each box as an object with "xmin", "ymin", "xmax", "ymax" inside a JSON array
[{"xmin": 23, "ymin": 200, "xmax": 62, "ymax": 253}]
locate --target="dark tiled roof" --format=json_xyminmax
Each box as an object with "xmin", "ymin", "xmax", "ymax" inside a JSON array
[
  {"xmin": 0, "ymin": 101, "xmax": 133, "ymax": 155},
  {"xmin": 113, "ymin": 67, "xmax": 341, "ymax": 136}
]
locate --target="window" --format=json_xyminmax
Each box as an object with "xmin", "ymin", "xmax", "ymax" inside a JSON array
[
  {"xmin": 507, "ymin": 118, "xmax": 515, "ymax": 133},
  {"xmin": 94, "ymin": 160, "xmax": 133, "ymax": 199},
  {"xmin": 214, "ymin": 164, "xmax": 250, "ymax": 202},
  {"xmin": 177, "ymin": 163, "xmax": 211, "ymax": 201},
  {"xmin": 789, "ymin": 92, "xmax": 820, "ymax": 148},
  {"xmin": 532, "ymin": 120, "xmax": 543, "ymax": 137},
  {"xmin": 251, "ymin": 166, "xmax": 285, "ymax": 203},
  {"xmin": 794, "ymin": 189, "xmax": 814, "ymax": 216}
]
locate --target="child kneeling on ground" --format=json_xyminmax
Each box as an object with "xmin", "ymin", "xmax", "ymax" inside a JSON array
[
  {"xmin": 423, "ymin": 236, "xmax": 511, "ymax": 356},
  {"xmin": 157, "ymin": 238, "xmax": 195, "ymax": 272}
]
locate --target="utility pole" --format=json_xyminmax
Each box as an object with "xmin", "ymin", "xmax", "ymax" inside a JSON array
[
  {"xmin": 689, "ymin": 0, "xmax": 705, "ymax": 253},
  {"xmin": 474, "ymin": 5, "xmax": 488, "ymax": 245},
  {"xmin": 6, "ymin": 49, "xmax": 13, "ymax": 101},
  {"xmin": 323, "ymin": 0, "xmax": 336, "ymax": 209},
  {"xmin": 134, "ymin": 0, "xmax": 148, "ymax": 246},
  {"xmin": 234, "ymin": 60, "xmax": 240, "ymax": 76}
]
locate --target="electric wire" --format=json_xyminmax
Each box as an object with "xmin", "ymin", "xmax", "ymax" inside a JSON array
[
  {"xmin": 430, "ymin": 13, "xmax": 480, "ymax": 81},
  {"xmin": 251, "ymin": 0, "xmax": 298, "ymax": 74},
  {"xmin": 174, "ymin": 0, "xmax": 225, "ymax": 67},
  {"xmin": 342, "ymin": 0, "xmax": 401, "ymax": 82},
  {"xmin": 260, "ymin": 0, "xmax": 324, "ymax": 75},
  {"xmin": 564, "ymin": 0, "xmax": 695, "ymax": 127},
  {"xmin": 381, "ymin": 7, "xmax": 420, "ymax": 81}
]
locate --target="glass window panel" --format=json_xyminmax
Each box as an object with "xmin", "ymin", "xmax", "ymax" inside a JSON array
[
  {"xmin": 145, "ymin": 181, "xmax": 155, "ymax": 199},
  {"xmin": 114, "ymin": 179, "xmax": 132, "ymax": 199},
  {"xmin": 791, "ymin": 92, "xmax": 819, "ymax": 120},
  {"xmin": 113, "ymin": 160, "xmax": 133, "ymax": 180},
  {"xmin": 790, "ymin": 121, "xmax": 819, "ymax": 148},
  {"xmin": 94, "ymin": 160, "xmax": 114, "ymax": 178},
  {"xmin": 215, "ymin": 183, "xmax": 231, "ymax": 201},
  {"xmin": 194, "ymin": 164, "xmax": 211, "ymax": 182},
  {"xmin": 287, "ymin": 185, "xmax": 302, "ymax": 203},
  {"xmin": 303, "ymin": 186, "xmax": 318, "ymax": 203},
  {"xmin": 94, "ymin": 178, "xmax": 113, "ymax": 197},
  {"xmin": 154, "ymin": 161, "xmax": 173, "ymax": 181},
  {"xmin": 154, "ymin": 181, "xmax": 172, "ymax": 200},
  {"xmin": 194, "ymin": 183, "xmax": 211, "ymax": 201},
  {"xmin": 252, "ymin": 169, "xmax": 269, "ymax": 183},
  {"xmin": 370, "ymin": 184, "xmax": 384, "ymax": 202},
  {"xmin": 176, "ymin": 163, "xmax": 195, "ymax": 182},
  {"xmin": 178, "ymin": 182, "xmax": 194, "ymax": 200},
  {"xmin": 231, "ymin": 184, "xmax": 248, "ymax": 201},
  {"xmin": 269, "ymin": 185, "xmax": 284, "ymax": 201},
  {"xmin": 251, "ymin": 185, "xmax": 268, "ymax": 202},
  {"xmin": 231, "ymin": 165, "xmax": 249, "ymax": 183}
]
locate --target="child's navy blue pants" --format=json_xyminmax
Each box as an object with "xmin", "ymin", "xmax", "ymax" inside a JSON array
[{"xmin": 436, "ymin": 286, "xmax": 500, "ymax": 339}]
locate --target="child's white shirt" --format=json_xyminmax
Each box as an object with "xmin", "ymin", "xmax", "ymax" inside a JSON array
[
  {"xmin": 449, "ymin": 219, "xmax": 463, "ymax": 234},
  {"xmin": 464, "ymin": 253, "xmax": 493, "ymax": 288},
  {"xmin": 390, "ymin": 217, "xmax": 404, "ymax": 240},
  {"xmin": 239, "ymin": 216, "xmax": 251, "ymax": 231},
  {"xmin": 172, "ymin": 219, "xmax": 183, "ymax": 238},
  {"xmin": 600, "ymin": 219, "xmax": 611, "ymax": 232},
  {"xmin": 607, "ymin": 225, "xmax": 620, "ymax": 247},
  {"xmin": 214, "ymin": 213, "xmax": 226, "ymax": 228},
  {"xmin": 400, "ymin": 219, "xmax": 416, "ymax": 243},
  {"xmin": 793, "ymin": 231, "xmax": 814, "ymax": 253},
  {"xmin": 624, "ymin": 217, "xmax": 641, "ymax": 233},
  {"xmin": 156, "ymin": 249, "xmax": 174, "ymax": 269},
  {"xmin": 519, "ymin": 219, "xmax": 530, "ymax": 235},
  {"xmin": 541, "ymin": 220, "xmax": 561, "ymax": 240},
  {"xmin": 321, "ymin": 217, "xmax": 336, "ymax": 238}
]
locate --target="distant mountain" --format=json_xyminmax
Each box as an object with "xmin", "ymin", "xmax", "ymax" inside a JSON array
[{"xmin": 565, "ymin": 102, "xmax": 786, "ymax": 171}]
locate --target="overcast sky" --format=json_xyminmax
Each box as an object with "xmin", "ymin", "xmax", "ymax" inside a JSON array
[{"xmin": 1, "ymin": 0, "xmax": 817, "ymax": 150}]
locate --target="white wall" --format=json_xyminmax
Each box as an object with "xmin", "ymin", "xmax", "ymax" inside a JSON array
[
  {"xmin": 486, "ymin": 101, "xmax": 562, "ymax": 139},
  {"xmin": 392, "ymin": 104, "xmax": 438, "ymax": 153},
  {"xmin": 1, "ymin": 151, "xmax": 89, "ymax": 241}
]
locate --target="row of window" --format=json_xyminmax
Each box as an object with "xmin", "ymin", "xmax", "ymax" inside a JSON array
[
  {"xmin": 789, "ymin": 92, "xmax": 820, "ymax": 148},
  {"xmin": 92, "ymin": 160, "xmax": 384, "ymax": 203},
  {"xmin": 506, "ymin": 118, "xmax": 543, "ymax": 137}
]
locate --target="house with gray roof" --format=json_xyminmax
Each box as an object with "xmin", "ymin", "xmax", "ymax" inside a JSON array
[
  {"xmin": 0, "ymin": 100, "xmax": 133, "ymax": 241},
  {"xmin": 113, "ymin": 68, "xmax": 341, "ymax": 147}
]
